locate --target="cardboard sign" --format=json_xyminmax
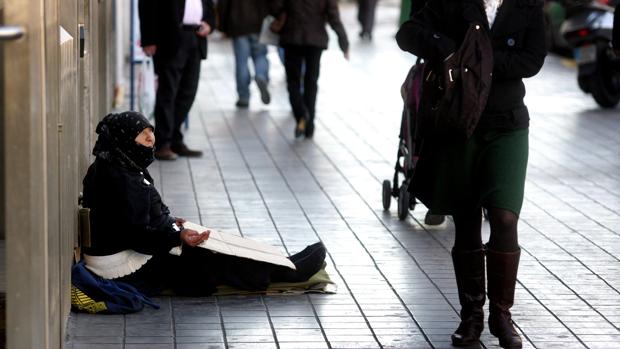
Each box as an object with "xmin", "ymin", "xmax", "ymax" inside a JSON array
[{"xmin": 183, "ymin": 222, "xmax": 296, "ymax": 270}]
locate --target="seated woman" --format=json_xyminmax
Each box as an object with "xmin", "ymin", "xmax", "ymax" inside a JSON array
[{"xmin": 82, "ymin": 111, "xmax": 327, "ymax": 296}]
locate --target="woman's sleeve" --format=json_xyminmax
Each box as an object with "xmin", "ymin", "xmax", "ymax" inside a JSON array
[
  {"xmin": 395, "ymin": 0, "xmax": 456, "ymax": 62},
  {"xmin": 269, "ymin": 0, "xmax": 284, "ymax": 16},
  {"xmin": 327, "ymin": 0, "xmax": 350, "ymax": 53},
  {"xmin": 202, "ymin": 0, "xmax": 216, "ymax": 30},
  {"xmin": 613, "ymin": 4, "xmax": 620, "ymax": 49},
  {"xmin": 138, "ymin": 0, "xmax": 159, "ymax": 47},
  {"xmin": 492, "ymin": 4, "xmax": 547, "ymax": 79},
  {"xmin": 217, "ymin": 0, "xmax": 230, "ymax": 33}
]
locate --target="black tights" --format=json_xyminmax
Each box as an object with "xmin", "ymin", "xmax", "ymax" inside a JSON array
[{"xmin": 453, "ymin": 207, "xmax": 519, "ymax": 252}]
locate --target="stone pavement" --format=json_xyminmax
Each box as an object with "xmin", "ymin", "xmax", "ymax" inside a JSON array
[{"xmin": 66, "ymin": 2, "xmax": 620, "ymax": 348}]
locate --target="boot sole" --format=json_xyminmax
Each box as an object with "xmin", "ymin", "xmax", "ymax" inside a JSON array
[
  {"xmin": 451, "ymin": 336, "xmax": 480, "ymax": 347},
  {"xmin": 490, "ymin": 329, "xmax": 523, "ymax": 349}
]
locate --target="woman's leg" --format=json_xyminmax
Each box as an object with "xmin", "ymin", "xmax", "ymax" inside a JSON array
[
  {"xmin": 486, "ymin": 207, "xmax": 522, "ymax": 348},
  {"xmin": 451, "ymin": 209, "xmax": 486, "ymax": 347}
]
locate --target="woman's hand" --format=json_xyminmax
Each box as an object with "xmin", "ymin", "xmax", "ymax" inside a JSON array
[{"xmin": 180, "ymin": 229, "xmax": 210, "ymax": 247}]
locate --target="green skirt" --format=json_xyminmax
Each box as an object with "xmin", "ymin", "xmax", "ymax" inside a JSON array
[{"xmin": 412, "ymin": 128, "xmax": 529, "ymax": 215}]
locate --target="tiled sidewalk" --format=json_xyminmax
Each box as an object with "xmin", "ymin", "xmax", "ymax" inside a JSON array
[{"xmin": 66, "ymin": 2, "xmax": 620, "ymax": 349}]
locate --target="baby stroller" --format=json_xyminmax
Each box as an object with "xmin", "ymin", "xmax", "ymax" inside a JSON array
[{"xmin": 382, "ymin": 59, "xmax": 446, "ymax": 225}]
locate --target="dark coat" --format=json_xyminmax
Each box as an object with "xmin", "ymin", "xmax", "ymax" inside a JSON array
[
  {"xmin": 82, "ymin": 158, "xmax": 181, "ymax": 256},
  {"xmin": 218, "ymin": 0, "xmax": 269, "ymax": 37},
  {"xmin": 614, "ymin": 4, "xmax": 619, "ymax": 49},
  {"xmin": 396, "ymin": 0, "xmax": 547, "ymax": 129},
  {"xmin": 270, "ymin": 0, "xmax": 349, "ymax": 52},
  {"xmin": 138, "ymin": 0, "xmax": 216, "ymax": 60}
]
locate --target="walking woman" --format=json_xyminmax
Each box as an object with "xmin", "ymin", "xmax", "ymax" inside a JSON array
[
  {"xmin": 396, "ymin": 0, "xmax": 546, "ymax": 348},
  {"xmin": 270, "ymin": 0, "xmax": 349, "ymax": 138}
]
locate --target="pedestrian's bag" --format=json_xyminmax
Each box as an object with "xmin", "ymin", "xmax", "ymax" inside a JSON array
[
  {"xmin": 420, "ymin": 22, "xmax": 493, "ymax": 138},
  {"xmin": 137, "ymin": 57, "xmax": 156, "ymax": 117}
]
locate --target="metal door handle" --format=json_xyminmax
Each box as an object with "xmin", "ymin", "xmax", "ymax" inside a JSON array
[{"xmin": 0, "ymin": 25, "xmax": 25, "ymax": 41}]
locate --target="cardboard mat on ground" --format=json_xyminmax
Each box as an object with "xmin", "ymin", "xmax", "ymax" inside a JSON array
[{"xmin": 181, "ymin": 221, "xmax": 296, "ymax": 269}]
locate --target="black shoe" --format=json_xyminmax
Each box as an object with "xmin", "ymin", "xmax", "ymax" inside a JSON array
[
  {"xmin": 294, "ymin": 118, "xmax": 306, "ymax": 138},
  {"xmin": 290, "ymin": 242, "xmax": 325, "ymax": 263},
  {"xmin": 154, "ymin": 145, "xmax": 178, "ymax": 161},
  {"xmin": 305, "ymin": 121, "xmax": 315, "ymax": 138},
  {"xmin": 272, "ymin": 243, "xmax": 327, "ymax": 282},
  {"xmin": 424, "ymin": 211, "xmax": 446, "ymax": 225},
  {"xmin": 235, "ymin": 99, "xmax": 249, "ymax": 108},
  {"xmin": 255, "ymin": 78, "xmax": 271, "ymax": 105},
  {"xmin": 170, "ymin": 143, "xmax": 203, "ymax": 157}
]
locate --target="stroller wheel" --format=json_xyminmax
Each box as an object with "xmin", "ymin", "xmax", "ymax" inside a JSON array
[
  {"xmin": 397, "ymin": 185, "xmax": 410, "ymax": 220},
  {"xmin": 382, "ymin": 180, "xmax": 392, "ymax": 211}
]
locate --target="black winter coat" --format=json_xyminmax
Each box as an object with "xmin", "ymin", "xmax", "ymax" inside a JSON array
[
  {"xmin": 138, "ymin": 0, "xmax": 216, "ymax": 60},
  {"xmin": 218, "ymin": 0, "xmax": 269, "ymax": 37},
  {"xmin": 396, "ymin": 0, "xmax": 547, "ymax": 129},
  {"xmin": 270, "ymin": 0, "xmax": 349, "ymax": 52},
  {"xmin": 614, "ymin": 4, "xmax": 619, "ymax": 49},
  {"xmin": 82, "ymin": 158, "xmax": 181, "ymax": 256}
]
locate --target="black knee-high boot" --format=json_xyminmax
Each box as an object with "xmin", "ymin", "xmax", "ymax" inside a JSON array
[
  {"xmin": 451, "ymin": 248, "xmax": 486, "ymax": 346},
  {"xmin": 487, "ymin": 248, "xmax": 522, "ymax": 349}
]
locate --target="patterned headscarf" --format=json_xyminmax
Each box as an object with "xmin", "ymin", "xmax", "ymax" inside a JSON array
[{"xmin": 93, "ymin": 111, "xmax": 155, "ymax": 171}]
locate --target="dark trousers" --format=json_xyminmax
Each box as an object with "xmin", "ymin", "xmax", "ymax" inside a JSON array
[
  {"xmin": 358, "ymin": 0, "xmax": 378, "ymax": 35},
  {"xmin": 153, "ymin": 31, "xmax": 202, "ymax": 149},
  {"xmin": 283, "ymin": 45, "xmax": 323, "ymax": 123},
  {"xmin": 120, "ymin": 248, "xmax": 276, "ymax": 296}
]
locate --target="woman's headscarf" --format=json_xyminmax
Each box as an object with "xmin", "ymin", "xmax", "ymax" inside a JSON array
[{"xmin": 93, "ymin": 111, "xmax": 155, "ymax": 171}]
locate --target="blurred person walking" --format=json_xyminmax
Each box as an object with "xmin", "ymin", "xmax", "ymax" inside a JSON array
[
  {"xmin": 138, "ymin": 0, "xmax": 215, "ymax": 160},
  {"xmin": 358, "ymin": 0, "xmax": 378, "ymax": 40},
  {"xmin": 218, "ymin": 0, "xmax": 271, "ymax": 109},
  {"xmin": 270, "ymin": 0, "xmax": 350, "ymax": 138},
  {"xmin": 396, "ymin": 0, "xmax": 546, "ymax": 347},
  {"xmin": 614, "ymin": 2, "xmax": 619, "ymax": 54}
]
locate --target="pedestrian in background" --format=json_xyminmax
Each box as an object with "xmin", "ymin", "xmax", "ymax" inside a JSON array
[
  {"xmin": 218, "ymin": 0, "xmax": 271, "ymax": 109},
  {"xmin": 613, "ymin": 3, "xmax": 619, "ymax": 54},
  {"xmin": 138, "ymin": 0, "xmax": 215, "ymax": 160},
  {"xmin": 270, "ymin": 0, "xmax": 350, "ymax": 138},
  {"xmin": 396, "ymin": 0, "xmax": 547, "ymax": 347},
  {"xmin": 358, "ymin": 0, "xmax": 378, "ymax": 40}
]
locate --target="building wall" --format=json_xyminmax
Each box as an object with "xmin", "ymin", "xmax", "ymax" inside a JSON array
[{"xmin": 2, "ymin": 0, "xmax": 118, "ymax": 347}]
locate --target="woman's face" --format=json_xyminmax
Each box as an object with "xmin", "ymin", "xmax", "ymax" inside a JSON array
[{"xmin": 135, "ymin": 128, "xmax": 155, "ymax": 148}]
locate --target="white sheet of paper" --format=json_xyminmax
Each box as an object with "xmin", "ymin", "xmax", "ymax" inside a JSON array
[{"xmin": 183, "ymin": 221, "xmax": 296, "ymax": 270}]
